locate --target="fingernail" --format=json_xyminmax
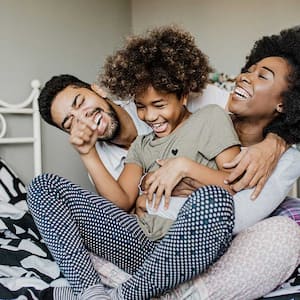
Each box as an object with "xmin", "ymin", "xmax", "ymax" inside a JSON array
[
  {"xmin": 224, "ymin": 180, "xmax": 228, "ymax": 184},
  {"xmin": 92, "ymin": 124, "xmax": 97, "ymax": 130}
]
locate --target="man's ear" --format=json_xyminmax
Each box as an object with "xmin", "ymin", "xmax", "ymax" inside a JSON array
[
  {"xmin": 91, "ymin": 84, "xmax": 107, "ymax": 98},
  {"xmin": 276, "ymin": 103, "xmax": 283, "ymax": 113}
]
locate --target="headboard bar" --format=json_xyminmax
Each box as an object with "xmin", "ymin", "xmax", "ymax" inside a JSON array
[{"xmin": 0, "ymin": 79, "xmax": 42, "ymax": 176}]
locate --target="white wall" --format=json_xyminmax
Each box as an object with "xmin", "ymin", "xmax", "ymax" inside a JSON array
[
  {"xmin": 0, "ymin": 0, "xmax": 131, "ymax": 188},
  {"xmin": 131, "ymin": 0, "xmax": 300, "ymax": 75}
]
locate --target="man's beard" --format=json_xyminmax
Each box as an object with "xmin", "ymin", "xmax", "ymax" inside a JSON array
[{"xmin": 97, "ymin": 103, "xmax": 120, "ymax": 142}]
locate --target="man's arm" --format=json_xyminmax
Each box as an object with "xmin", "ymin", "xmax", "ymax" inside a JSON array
[{"xmin": 223, "ymin": 133, "xmax": 289, "ymax": 199}]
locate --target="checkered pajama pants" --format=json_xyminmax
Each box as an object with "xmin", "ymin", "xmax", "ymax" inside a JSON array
[{"xmin": 27, "ymin": 173, "xmax": 234, "ymax": 299}]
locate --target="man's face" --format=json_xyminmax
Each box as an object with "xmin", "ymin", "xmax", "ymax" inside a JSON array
[{"xmin": 51, "ymin": 85, "xmax": 119, "ymax": 141}]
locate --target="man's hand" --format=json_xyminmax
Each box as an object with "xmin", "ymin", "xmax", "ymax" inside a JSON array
[
  {"xmin": 69, "ymin": 117, "xmax": 98, "ymax": 155},
  {"xmin": 223, "ymin": 133, "xmax": 288, "ymax": 199}
]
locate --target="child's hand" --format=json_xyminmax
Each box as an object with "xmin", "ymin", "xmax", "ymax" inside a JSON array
[
  {"xmin": 69, "ymin": 116, "xmax": 98, "ymax": 155},
  {"xmin": 144, "ymin": 157, "xmax": 186, "ymax": 209}
]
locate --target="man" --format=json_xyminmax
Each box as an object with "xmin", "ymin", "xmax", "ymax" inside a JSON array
[{"xmin": 37, "ymin": 74, "xmax": 300, "ymax": 299}]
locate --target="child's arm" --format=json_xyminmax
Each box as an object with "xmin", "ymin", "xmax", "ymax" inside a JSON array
[
  {"xmin": 68, "ymin": 114, "xmax": 142, "ymax": 211},
  {"xmin": 144, "ymin": 145, "xmax": 240, "ymax": 209},
  {"xmin": 81, "ymin": 147, "xmax": 142, "ymax": 211}
]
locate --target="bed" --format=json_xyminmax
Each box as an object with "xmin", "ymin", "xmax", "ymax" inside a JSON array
[{"xmin": 0, "ymin": 80, "xmax": 299, "ymax": 300}]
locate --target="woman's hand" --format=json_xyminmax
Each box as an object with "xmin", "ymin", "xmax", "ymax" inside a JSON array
[
  {"xmin": 143, "ymin": 157, "xmax": 187, "ymax": 209},
  {"xmin": 223, "ymin": 133, "xmax": 288, "ymax": 199}
]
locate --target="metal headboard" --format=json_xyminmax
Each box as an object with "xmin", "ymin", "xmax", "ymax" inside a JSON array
[{"xmin": 0, "ymin": 80, "xmax": 42, "ymax": 176}]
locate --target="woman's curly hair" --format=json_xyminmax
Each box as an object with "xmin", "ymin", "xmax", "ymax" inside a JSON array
[
  {"xmin": 242, "ymin": 26, "xmax": 300, "ymax": 144},
  {"xmin": 100, "ymin": 25, "xmax": 212, "ymax": 100}
]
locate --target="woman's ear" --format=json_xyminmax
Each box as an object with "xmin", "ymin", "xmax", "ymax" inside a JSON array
[
  {"xmin": 276, "ymin": 103, "xmax": 283, "ymax": 113},
  {"xmin": 91, "ymin": 84, "xmax": 108, "ymax": 98}
]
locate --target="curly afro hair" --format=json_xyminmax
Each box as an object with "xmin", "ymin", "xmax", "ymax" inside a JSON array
[
  {"xmin": 99, "ymin": 25, "xmax": 212, "ymax": 100},
  {"xmin": 242, "ymin": 26, "xmax": 300, "ymax": 144}
]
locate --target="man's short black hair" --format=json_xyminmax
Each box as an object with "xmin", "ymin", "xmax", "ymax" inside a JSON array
[{"xmin": 38, "ymin": 74, "xmax": 91, "ymax": 127}]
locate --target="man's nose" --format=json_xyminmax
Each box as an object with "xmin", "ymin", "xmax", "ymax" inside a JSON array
[{"xmin": 70, "ymin": 107, "xmax": 89, "ymax": 120}]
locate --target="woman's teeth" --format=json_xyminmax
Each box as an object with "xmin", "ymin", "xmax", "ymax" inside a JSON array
[{"xmin": 234, "ymin": 87, "xmax": 249, "ymax": 99}]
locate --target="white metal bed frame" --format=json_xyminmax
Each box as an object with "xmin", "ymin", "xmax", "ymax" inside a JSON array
[{"xmin": 0, "ymin": 79, "xmax": 42, "ymax": 176}]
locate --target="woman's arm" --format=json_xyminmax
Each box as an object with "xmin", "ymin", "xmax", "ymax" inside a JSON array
[{"xmin": 223, "ymin": 133, "xmax": 289, "ymax": 199}]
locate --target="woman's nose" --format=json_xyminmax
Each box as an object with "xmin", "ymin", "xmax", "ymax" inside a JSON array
[{"xmin": 240, "ymin": 73, "xmax": 251, "ymax": 84}]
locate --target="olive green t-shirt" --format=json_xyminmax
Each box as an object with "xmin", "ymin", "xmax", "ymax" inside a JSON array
[{"xmin": 125, "ymin": 104, "xmax": 240, "ymax": 240}]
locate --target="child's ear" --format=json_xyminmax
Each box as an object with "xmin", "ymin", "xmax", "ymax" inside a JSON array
[
  {"xmin": 182, "ymin": 94, "xmax": 188, "ymax": 106},
  {"xmin": 276, "ymin": 103, "xmax": 283, "ymax": 113},
  {"xmin": 91, "ymin": 84, "xmax": 108, "ymax": 98}
]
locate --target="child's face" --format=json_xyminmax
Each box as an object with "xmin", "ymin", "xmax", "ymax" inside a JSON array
[{"xmin": 135, "ymin": 86, "xmax": 189, "ymax": 138}]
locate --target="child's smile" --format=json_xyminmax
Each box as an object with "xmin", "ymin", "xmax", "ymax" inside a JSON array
[{"xmin": 135, "ymin": 86, "xmax": 190, "ymax": 138}]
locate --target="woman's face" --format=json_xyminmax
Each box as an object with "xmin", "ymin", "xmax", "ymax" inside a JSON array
[
  {"xmin": 228, "ymin": 56, "xmax": 291, "ymax": 122},
  {"xmin": 135, "ymin": 86, "xmax": 188, "ymax": 138}
]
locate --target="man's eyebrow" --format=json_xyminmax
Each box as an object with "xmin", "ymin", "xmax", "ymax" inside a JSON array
[
  {"xmin": 61, "ymin": 93, "xmax": 80, "ymax": 129},
  {"xmin": 262, "ymin": 66, "xmax": 275, "ymax": 76}
]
